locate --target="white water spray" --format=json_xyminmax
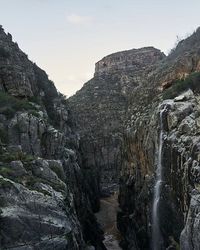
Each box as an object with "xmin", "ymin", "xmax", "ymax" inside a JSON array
[{"xmin": 152, "ymin": 106, "xmax": 166, "ymax": 250}]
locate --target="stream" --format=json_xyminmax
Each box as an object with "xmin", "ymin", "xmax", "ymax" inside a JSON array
[{"xmin": 95, "ymin": 192, "xmax": 122, "ymax": 250}]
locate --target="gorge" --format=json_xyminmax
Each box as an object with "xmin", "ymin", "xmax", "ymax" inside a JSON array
[{"xmin": 1, "ymin": 25, "xmax": 200, "ymax": 250}]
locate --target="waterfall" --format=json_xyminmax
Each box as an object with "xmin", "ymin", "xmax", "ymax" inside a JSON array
[{"xmin": 152, "ymin": 106, "xmax": 166, "ymax": 250}]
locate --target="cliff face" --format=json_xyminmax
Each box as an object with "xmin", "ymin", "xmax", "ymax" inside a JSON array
[
  {"xmin": 70, "ymin": 27, "xmax": 200, "ymax": 250},
  {"xmin": 68, "ymin": 47, "xmax": 165, "ymax": 205},
  {"xmin": 118, "ymin": 28, "xmax": 200, "ymax": 249},
  {"xmin": 95, "ymin": 47, "xmax": 165, "ymax": 76},
  {"xmin": 0, "ymin": 26, "xmax": 104, "ymax": 250},
  {"xmin": 1, "ymin": 23, "xmax": 200, "ymax": 250}
]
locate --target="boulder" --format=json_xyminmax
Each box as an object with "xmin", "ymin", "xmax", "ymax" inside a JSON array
[{"xmin": 10, "ymin": 161, "xmax": 27, "ymax": 177}]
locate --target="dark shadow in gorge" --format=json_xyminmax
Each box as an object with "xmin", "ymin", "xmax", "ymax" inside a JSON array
[{"xmin": 95, "ymin": 186, "xmax": 122, "ymax": 250}]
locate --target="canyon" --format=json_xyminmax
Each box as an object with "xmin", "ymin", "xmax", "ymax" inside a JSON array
[{"xmin": 1, "ymin": 25, "xmax": 200, "ymax": 250}]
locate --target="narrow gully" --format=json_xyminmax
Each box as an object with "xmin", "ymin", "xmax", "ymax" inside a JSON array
[{"xmin": 95, "ymin": 192, "xmax": 122, "ymax": 250}]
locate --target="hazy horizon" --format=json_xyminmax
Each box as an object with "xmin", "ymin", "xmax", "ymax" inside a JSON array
[{"xmin": 0, "ymin": 0, "xmax": 200, "ymax": 96}]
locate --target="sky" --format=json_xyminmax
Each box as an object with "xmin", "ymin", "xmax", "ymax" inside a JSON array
[{"xmin": 0, "ymin": 0, "xmax": 200, "ymax": 96}]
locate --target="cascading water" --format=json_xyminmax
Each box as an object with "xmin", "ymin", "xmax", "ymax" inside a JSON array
[{"xmin": 152, "ymin": 106, "xmax": 167, "ymax": 250}]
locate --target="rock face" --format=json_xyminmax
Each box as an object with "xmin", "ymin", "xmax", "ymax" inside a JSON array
[
  {"xmin": 180, "ymin": 192, "xmax": 200, "ymax": 250},
  {"xmin": 0, "ymin": 26, "xmax": 105, "ymax": 249},
  {"xmin": 95, "ymin": 47, "xmax": 165, "ymax": 76},
  {"xmin": 154, "ymin": 27, "xmax": 200, "ymax": 90},
  {"xmin": 69, "ymin": 47, "xmax": 165, "ymax": 206},
  {"xmin": 117, "ymin": 28, "xmax": 200, "ymax": 250},
  {"xmin": 69, "ymin": 27, "xmax": 200, "ymax": 250},
  {"xmin": 2, "ymin": 23, "xmax": 200, "ymax": 250}
]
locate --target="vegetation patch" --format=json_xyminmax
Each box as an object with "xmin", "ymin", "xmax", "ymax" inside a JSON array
[
  {"xmin": 0, "ymin": 165, "xmax": 59, "ymax": 196},
  {"xmin": 0, "ymin": 166, "xmax": 13, "ymax": 177},
  {"xmin": 28, "ymin": 96, "xmax": 42, "ymax": 105},
  {"xmin": 25, "ymin": 175, "xmax": 65, "ymax": 193},
  {"xmin": 0, "ymin": 91, "xmax": 38, "ymax": 118},
  {"xmin": 0, "ymin": 151, "xmax": 35, "ymax": 163},
  {"xmin": 163, "ymin": 72, "xmax": 200, "ymax": 100},
  {"xmin": 29, "ymin": 110, "xmax": 40, "ymax": 118},
  {"xmin": 49, "ymin": 164, "xmax": 65, "ymax": 181},
  {"xmin": 0, "ymin": 164, "xmax": 26, "ymax": 183}
]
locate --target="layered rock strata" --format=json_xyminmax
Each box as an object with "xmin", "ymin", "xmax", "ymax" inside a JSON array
[
  {"xmin": 70, "ymin": 27, "xmax": 200, "ymax": 249},
  {"xmin": 0, "ymin": 26, "xmax": 104, "ymax": 250},
  {"xmin": 69, "ymin": 47, "xmax": 165, "ymax": 206}
]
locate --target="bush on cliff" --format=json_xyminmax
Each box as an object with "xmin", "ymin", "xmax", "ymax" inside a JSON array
[
  {"xmin": 163, "ymin": 71, "xmax": 200, "ymax": 99},
  {"xmin": 0, "ymin": 91, "xmax": 37, "ymax": 118}
]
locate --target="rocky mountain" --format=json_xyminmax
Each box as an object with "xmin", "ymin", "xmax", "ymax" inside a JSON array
[
  {"xmin": 68, "ymin": 47, "xmax": 165, "ymax": 201},
  {"xmin": 0, "ymin": 25, "xmax": 105, "ymax": 250},
  {"xmin": 69, "ymin": 27, "xmax": 200, "ymax": 250},
  {"xmin": 1, "ymin": 23, "xmax": 200, "ymax": 250},
  {"xmin": 118, "ymin": 28, "xmax": 200, "ymax": 250}
]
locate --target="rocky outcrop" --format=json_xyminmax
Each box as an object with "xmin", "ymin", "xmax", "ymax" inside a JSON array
[
  {"xmin": 153, "ymin": 27, "xmax": 200, "ymax": 90},
  {"xmin": 69, "ymin": 28, "xmax": 200, "ymax": 249},
  {"xmin": 0, "ymin": 175, "xmax": 83, "ymax": 249},
  {"xmin": 118, "ymin": 28, "xmax": 200, "ymax": 250},
  {"xmin": 95, "ymin": 47, "xmax": 165, "ymax": 76},
  {"xmin": 0, "ymin": 26, "xmax": 104, "ymax": 249},
  {"xmin": 67, "ymin": 26, "xmax": 200, "ymax": 250},
  {"xmin": 180, "ymin": 192, "xmax": 200, "ymax": 250},
  {"xmin": 69, "ymin": 47, "xmax": 165, "ymax": 208},
  {"xmin": 1, "ymin": 23, "xmax": 200, "ymax": 250},
  {"xmin": 0, "ymin": 25, "xmax": 58, "ymax": 99}
]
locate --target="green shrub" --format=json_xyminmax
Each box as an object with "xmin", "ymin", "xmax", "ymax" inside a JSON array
[
  {"xmin": 0, "ymin": 153, "xmax": 18, "ymax": 163},
  {"xmin": 0, "ymin": 166, "xmax": 13, "ymax": 177},
  {"xmin": 0, "ymin": 91, "xmax": 37, "ymax": 118},
  {"xmin": 26, "ymin": 175, "xmax": 65, "ymax": 193},
  {"xmin": 22, "ymin": 154, "xmax": 35, "ymax": 163},
  {"xmin": 163, "ymin": 72, "xmax": 200, "ymax": 100},
  {"xmin": 1, "ymin": 107, "xmax": 15, "ymax": 118},
  {"xmin": 49, "ymin": 165, "xmax": 65, "ymax": 181},
  {"xmin": 25, "ymin": 176, "xmax": 50, "ymax": 196},
  {"xmin": 29, "ymin": 110, "xmax": 40, "ymax": 118},
  {"xmin": 0, "ymin": 152, "xmax": 35, "ymax": 163},
  {"xmin": 28, "ymin": 96, "xmax": 41, "ymax": 105},
  {"xmin": 0, "ymin": 166, "xmax": 17, "ymax": 182}
]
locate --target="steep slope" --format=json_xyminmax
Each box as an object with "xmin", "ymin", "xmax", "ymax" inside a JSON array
[
  {"xmin": 118, "ymin": 27, "xmax": 200, "ymax": 249},
  {"xmin": 69, "ymin": 27, "xmax": 200, "ymax": 250},
  {"xmin": 69, "ymin": 47, "xmax": 165, "ymax": 206},
  {"xmin": 0, "ymin": 26, "xmax": 104, "ymax": 249},
  {"xmin": 2, "ymin": 23, "xmax": 200, "ymax": 250}
]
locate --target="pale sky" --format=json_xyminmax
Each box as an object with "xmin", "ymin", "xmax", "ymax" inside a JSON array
[{"xmin": 0, "ymin": 0, "xmax": 200, "ymax": 96}]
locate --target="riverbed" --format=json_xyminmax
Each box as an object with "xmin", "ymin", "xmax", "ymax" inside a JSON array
[{"xmin": 95, "ymin": 192, "xmax": 122, "ymax": 250}]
